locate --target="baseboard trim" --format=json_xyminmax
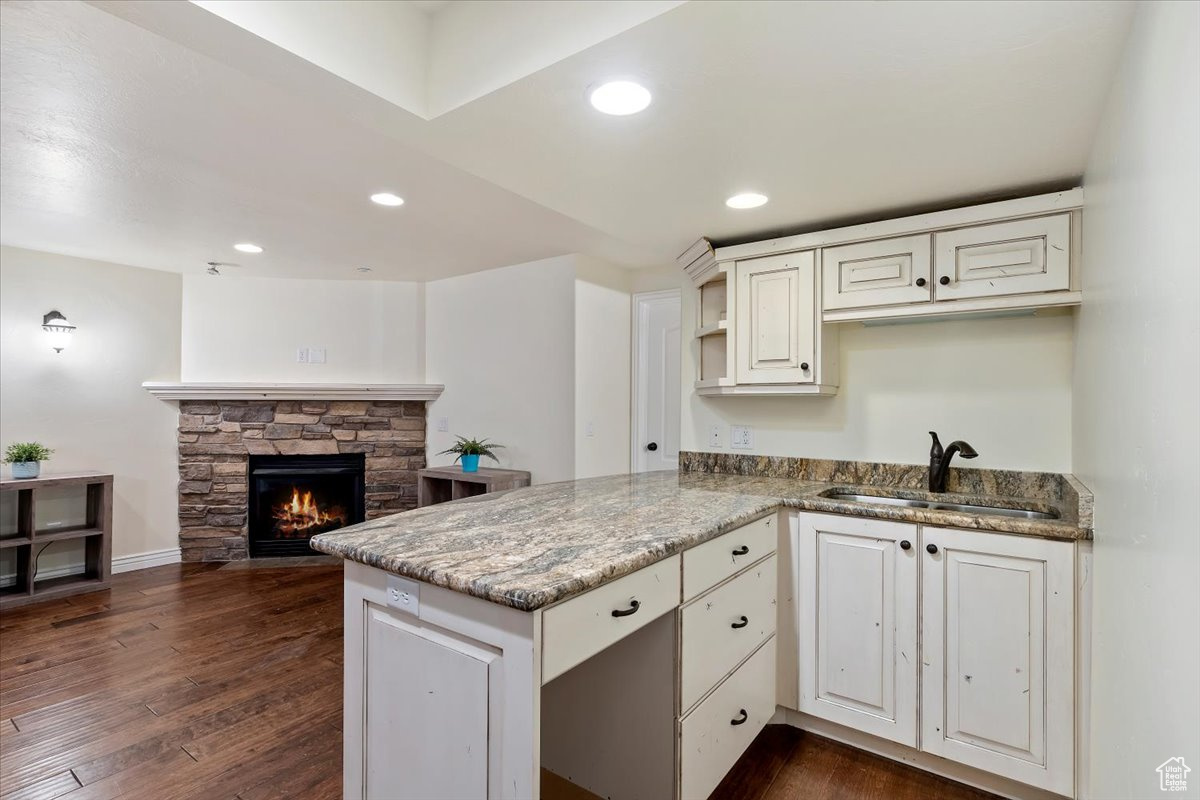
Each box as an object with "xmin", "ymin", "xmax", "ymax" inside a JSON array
[
  {"xmin": 1, "ymin": 546, "xmax": 183, "ymax": 586},
  {"xmin": 113, "ymin": 547, "xmax": 182, "ymax": 574}
]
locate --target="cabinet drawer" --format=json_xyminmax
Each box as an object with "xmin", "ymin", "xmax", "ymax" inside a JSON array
[
  {"xmin": 681, "ymin": 554, "xmax": 776, "ymax": 711},
  {"xmin": 679, "ymin": 637, "xmax": 776, "ymax": 800},
  {"xmin": 934, "ymin": 213, "xmax": 1070, "ymax": 300},
  {"xmin": 822, "ymin": 234, "xmax": 932, "ymax": 310},
  {"xmin": 541, "ymin": 554, "xmax": 680, "ymax": 684},
  {"xmin": 683, "ymin": 514, "xmax": 776, "ymax": 600}
]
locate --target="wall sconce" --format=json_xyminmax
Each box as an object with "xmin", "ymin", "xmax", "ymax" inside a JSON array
[{"xmin": 42, "ymin": 310, "xmax": 76, "ymax": 353}]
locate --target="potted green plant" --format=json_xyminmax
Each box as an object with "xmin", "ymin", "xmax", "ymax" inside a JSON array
[
  {"xmin": 438, "ymin": 436, "xmax": 503, "ymax": 473},
  {"xmin": 4, "ymin": 442, "xmax": 53, "ymax": 479}
]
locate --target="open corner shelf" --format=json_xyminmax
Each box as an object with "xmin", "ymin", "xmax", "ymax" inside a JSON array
[
  {"xmin": 417, "ymin": 466, "xmax": 532, "ymax": 508},
  {"xmin": 0, "ymin": 472, "xmax": 113, "ymax": 609}
]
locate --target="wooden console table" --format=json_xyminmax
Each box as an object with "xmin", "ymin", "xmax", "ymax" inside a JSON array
[
  {"xmin": 0, "ymin": 472, "xmax": 113, "ymax": 609},
  {"xmin": 417, "ymin": 466, "xmax": 531, "ymax": 507}
]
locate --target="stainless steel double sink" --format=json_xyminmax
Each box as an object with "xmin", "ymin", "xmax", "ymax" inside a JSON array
[{"xmin": 819, "ymin": 490, "xmax": 1060, "ymax": 521}]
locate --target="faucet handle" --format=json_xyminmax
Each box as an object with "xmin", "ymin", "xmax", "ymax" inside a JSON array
[{"xmin": 929, "ymin": 431, "xmax": 943, "ymax": 458}]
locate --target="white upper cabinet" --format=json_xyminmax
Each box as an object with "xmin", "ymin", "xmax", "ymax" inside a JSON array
[
  {"xmin": 796, "ymin": 512, "xmax": 919, "ymax": 747},
  {"xmin": 822, "ymin": 234, "xmax": 933, "ymax": 311},
  {"xmin": 920, "ymin": 527, "xmax": 1075, "ymax": 797},
  {"xmin": 735, "ymin": 251, "xmax": 816, "ymax": 384},
  {"xmin": 934, "ymin": 214, "xmax": 1071, "ymax": 300}
]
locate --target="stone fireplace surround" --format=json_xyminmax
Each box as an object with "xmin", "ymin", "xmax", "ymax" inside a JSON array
[{"xmin": 176, "ymin": 399, "xmax": 426, "ymax": 561}]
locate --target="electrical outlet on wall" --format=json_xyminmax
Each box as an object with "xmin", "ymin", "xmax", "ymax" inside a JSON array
[
  {"xmin": 585, "ymin": 421, "xmax": 595, "ymax": 438},
  {"xmin": 296, "ymin": 347, "xmax": 309, "ymax": 363},
  {"xmin": 307, "ymin": 347, "xmax": 326, "ymax": 364},
  {"xmin": 436, "ymin": 417, "xmax": 449, "ymax": 432},
  {"xmin": 709, "ymin": 425, "xmax": 722, "ymax": 448},
  {"xmin": 731, "ymin": 425, "xmax": 754, "ymax": 449}
]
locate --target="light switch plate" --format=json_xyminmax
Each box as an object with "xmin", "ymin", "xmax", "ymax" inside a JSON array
[
  {"xmin": 308, "ymin": 347, "xmax": 327, "ymax": 364},
  {"xmin": 731, "ymin": 425, "xmax": 754, "ymax": 449},
  {"xmin": 386, "ymin": 574, "xmax": 420, "ymax": 616},
  {"xmin": 709, "ymin": 425, "xmax": 722, "ymax": 448}
]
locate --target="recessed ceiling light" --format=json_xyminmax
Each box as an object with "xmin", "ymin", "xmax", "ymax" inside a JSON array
[
  {"xmin": 370, "ymin": 192, "xmax": 405, "ymax": 207},
  {"xmin": 725, "ymin": 193, "xmax": 768, "ymax": 209},
  {"xmin": 356, "ymin": 266, "xmax": 373, "ymax": 273},
  {"xmin": 233, "ymin": 242, "xmax": 263, "ymax": 253},
  {"xmin": 589, "ymin": 81, "xmax": 652, "ymax": 116}
]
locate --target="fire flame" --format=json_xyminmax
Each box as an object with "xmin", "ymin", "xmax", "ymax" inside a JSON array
[{"xmin": 272, "ymin": 487, "xmax": 347, "ymax": 536}]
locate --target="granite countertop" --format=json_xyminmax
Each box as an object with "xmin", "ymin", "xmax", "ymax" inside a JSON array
[{"xmin": 311, "ymin": 469, "xmax": 1091, "ymax": 612}]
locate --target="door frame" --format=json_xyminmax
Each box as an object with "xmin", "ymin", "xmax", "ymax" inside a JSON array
[{"xmin": 630, "ymin": 289, "xmax": 682, "ymax": 473}]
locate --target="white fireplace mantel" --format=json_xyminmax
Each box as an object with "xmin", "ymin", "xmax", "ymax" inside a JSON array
[{"xmin": 142, "ymin": 381, "xmax": 445, "ymax": 402}]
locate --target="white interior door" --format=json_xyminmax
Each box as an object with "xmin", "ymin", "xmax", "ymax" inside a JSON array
[{"xmin": 632, "ymin": 290, "xmax": 681, "ymax": 472}]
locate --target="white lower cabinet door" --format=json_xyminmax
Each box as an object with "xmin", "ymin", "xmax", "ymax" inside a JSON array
[
  {"xmin": 796, "ymin": 513, "xmax": 918, "ymax": 746},
  {"xmin": 363, "ymin": 603, "xmax": 497, "ymax": 800},
  {"xmin": 920, "ymin": 527, "xmax": 1074, "ymax": 796}
]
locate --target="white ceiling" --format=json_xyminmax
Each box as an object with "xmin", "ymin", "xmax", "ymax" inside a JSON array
[{"xmin": 0, "ymin": 0, "xmax": 1135, "ymax": 281}]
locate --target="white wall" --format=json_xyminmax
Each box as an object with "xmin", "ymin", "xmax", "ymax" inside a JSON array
[
  {"xmin": 181, "ymin": 274, "xmax": 424, "ymax": 383},
  {"xmin": 425, "ymin": 256, "xmax": 577, "ymax": 483},
  {"xmin": 192, "ymin": 0, "xmax": 430, "ymax": 117},
  {"xmin": 1075, "ymin": 3, "xmax": 1200, "ymax": 797},
  {"xmin": 0, "ymin": 247, "xmax": 182, "ymax": 569},
  {"xmin": 682, "ymin": 295, "xmax": 1076, "ymax": 473},
  {"xmin": 574, "ymin": 257, "xmax": 632, "ymax": 479}
]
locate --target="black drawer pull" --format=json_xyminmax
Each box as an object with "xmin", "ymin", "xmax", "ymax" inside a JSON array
[
  {"xmin": 611, "ymin": 600, "xmax": 640, "ymax": 618},
  {"xmin": 731, "ymin": 615, "xmax": 749, "ymax": 629},
  {"xmin": 731, "ymin": 709, "xmax": 748, "ymax": 726},
  {"xmin": 731, "ymin": 545, "xmax": 749, "ymax": 556}
]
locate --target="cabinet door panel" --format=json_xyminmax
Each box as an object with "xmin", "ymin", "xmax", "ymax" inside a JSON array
[
  {"xmin": 920, "ymin": 527, "xmax": 1074, "ymax": 796},
  {"xmin": 934, "ymin": 214, "xmax": 1070, "ymax": 299},
  {"xmin": 796, "ymin": 512, "xmax": 918, "ymax": 746},
  {"xmin": 363, "ymin": 604, "xmax": 496, "ymax": 800},
  {"xmin": 822, "ymin": 234, "xmax": 932, "ymax": 310},
  {"xmin": 735, "ymin": 251, "xmax": 815, "ymax": 384}
]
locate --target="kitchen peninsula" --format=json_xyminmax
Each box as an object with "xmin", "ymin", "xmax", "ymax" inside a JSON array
[{"xmin": 312, "ymin": 456, "xmax": 1092, "ymax": 800}]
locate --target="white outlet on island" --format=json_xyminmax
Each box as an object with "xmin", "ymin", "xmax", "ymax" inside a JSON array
[{"xmin": 731, "ymin": 425, "xmax": 754, "ymax": 449}]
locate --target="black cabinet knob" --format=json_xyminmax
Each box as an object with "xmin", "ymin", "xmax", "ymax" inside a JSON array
[
  {"xmin": 731, "ymin": 545, "xmax": 749, "ymax": 556},
  {"xmin": 646, "ymin": 442, "xmax": 658, "ymax": 451},
  {"xmin": 939, "ymin": 276, "xmax": 951, "ymax": 286},
  {"xmin": 800, "ymin": 362, "xmax": 810, "ymax": 371},
  {"xmin": 612, "ymin": 599, "xmax": 640, "ymax": 618},
  {"xmin": 731, "ymin": 615, "xmax": 749, "ymax": 629},
  {"xmin": 915, "ymin": 277, "xmax": 927, "ymax": 287},
  {"xmin": 926, "ymin": 543, "xmax": 939, "ymax": 554},
  {"xmin": 900, "ymin": 540, "xmax": 911, "ymax": 550},
  {"xmin": 731, "ymin": 709, "xmax": 748, "ymax": 726}
]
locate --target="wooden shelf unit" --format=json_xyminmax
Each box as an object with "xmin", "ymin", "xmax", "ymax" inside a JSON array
[
  {"xmin": 0, "ymin": 472, "xmax": 113, "ymax": 609},
  {"xmin": 417, "ymin": 466, "xmax": 531, "ymax": 508}
]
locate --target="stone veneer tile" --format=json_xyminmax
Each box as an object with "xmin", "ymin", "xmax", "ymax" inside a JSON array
[{"xmin": 176, "ymin": 399, "xmax": 427, "ymax": 562}]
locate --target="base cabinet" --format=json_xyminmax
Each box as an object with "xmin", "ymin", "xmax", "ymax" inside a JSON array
[
  {"xmin": 795, "ymin": 513, "xmax": 918, "ymax": 746},
  {"xmin": 920, "ymin": 527, "xmax": 1075, "ymax": 796},
  {"xmin": 791, "ymin": 513, "xmax": 1078, "ymax": 798}
]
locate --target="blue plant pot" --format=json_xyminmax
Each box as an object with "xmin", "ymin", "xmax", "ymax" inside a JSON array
[
  {"xmin": 460, "ymin": 454, "xmax": 480, "ymax": 473},
  {"xmin": 11, "ymin": 462, "xmax": 40, "ymax": 479}
]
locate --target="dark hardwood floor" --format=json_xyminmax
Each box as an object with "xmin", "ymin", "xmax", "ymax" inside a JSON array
[{"xmin": 1, "ymin": 563, "xmax": 996, "ymax": 800}]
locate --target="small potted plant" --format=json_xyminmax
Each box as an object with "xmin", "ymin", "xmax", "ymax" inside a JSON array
[
  {"xmin": 4, "ymin": 442, "xmax": 53, "ymax": 479},
  {"xmin": 438, "ymin": 436, "xmax": 503, "ymax": 473}
]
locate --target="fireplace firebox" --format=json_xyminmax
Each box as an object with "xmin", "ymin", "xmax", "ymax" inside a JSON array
[{"xmin": 248, "ymin": 454, "xmax": 365, "ymax": 557}]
